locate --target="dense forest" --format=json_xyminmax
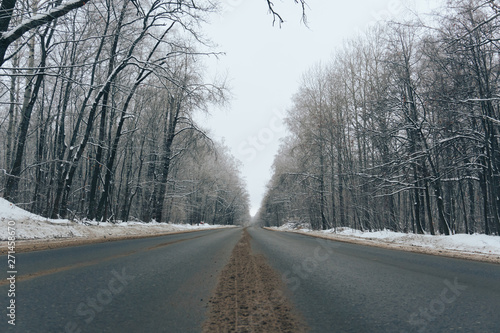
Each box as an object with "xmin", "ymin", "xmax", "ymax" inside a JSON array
[
  {"xmin": 258, "ymin": 0, "xmax": 500, "ymax": 235},
  {"xmin": 0, "ymin": 0, "xmax": 250, "ymax": 224}
]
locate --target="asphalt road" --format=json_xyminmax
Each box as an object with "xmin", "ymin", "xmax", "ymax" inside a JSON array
[
  {"xmin": 248, "ymin": 227, "xmax": 500, "ymax": 333},
  {"xmin": 2, "ymin": 226, "xmax": 500, "ymax": 332},
  {"xmin": 1, "ymin": 228, "xmax": 242, "ymax": 332}
]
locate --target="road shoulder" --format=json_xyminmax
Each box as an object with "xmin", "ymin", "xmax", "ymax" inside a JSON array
[{"xmin": 264, "ymin": 227, "xmax": 500, "ymax": 264}]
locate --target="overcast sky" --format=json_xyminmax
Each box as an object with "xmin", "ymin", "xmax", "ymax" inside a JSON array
[{"xmin": 196, "ymin": 0, "xmax": 435, "ymax": 216}]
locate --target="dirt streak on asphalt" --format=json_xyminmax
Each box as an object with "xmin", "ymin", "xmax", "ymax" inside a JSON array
[{"xmin": 203, "ymin": 228, "xmax": 308, "ymax": 333}]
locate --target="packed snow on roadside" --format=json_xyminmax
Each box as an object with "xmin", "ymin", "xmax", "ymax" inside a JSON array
[
  {"xmin": 0, "ymin": 198, "xmax": 232, "ymax": 241},
  {"xmin": 272, "ymin": 222, "xmax": 500, "ymax": 256}
]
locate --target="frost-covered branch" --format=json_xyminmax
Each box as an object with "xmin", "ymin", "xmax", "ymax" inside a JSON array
[{"xmin": 0, "ymin": 0, "xmax": 88, "ymax": 65}]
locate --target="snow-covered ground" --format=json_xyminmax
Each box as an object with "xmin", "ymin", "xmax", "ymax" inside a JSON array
[
  {"xmin": 271, "ymin": 222, "xmax": 500, "ymax": 260},
  {"xmin": 2, "ymin": 197, "xmax": 499, "ymax": 262},
  {"xmin": 0, "ymin": 198, "xmax": 232, "ymax": 241}
]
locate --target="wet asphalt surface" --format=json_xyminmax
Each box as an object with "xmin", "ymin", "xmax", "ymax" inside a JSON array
[
  {"xmin": 1, "ymin": 228, "xmax": 242, "ymax": 332},
  {"xmin": 249, "ymin": 228, "xmax": 500, "ymax": 333},
  {"xmin": 2, "ymin": 226, "xmax": 500, "ymax": 332}
]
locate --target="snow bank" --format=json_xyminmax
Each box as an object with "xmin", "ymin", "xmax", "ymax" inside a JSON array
[
  {"xmin": 272, "ymin": 223, "xmax": 500, "ymax": 257},
  {"xmin": 0, "ymin": 198, "xmax": 231, "ymax": 241}
]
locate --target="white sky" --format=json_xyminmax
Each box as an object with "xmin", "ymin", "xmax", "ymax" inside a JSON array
[{"xmin": 196, "ymin": 0, "xmax": 436, "ymax": 216}]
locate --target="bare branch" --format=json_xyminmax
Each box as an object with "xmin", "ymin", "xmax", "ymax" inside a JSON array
[{"xmin": 0, "ymin": 0, "xmax": 88, "ymax": 65}]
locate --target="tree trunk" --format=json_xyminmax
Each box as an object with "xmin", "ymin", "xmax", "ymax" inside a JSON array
[
  {"xmin": 4, "ymin": 28, "xmax": 47, "ymax": 201},
  {"xmin": 154, "ymin": 94, "xmax": 182, "ymax": 222},
  {"xmin": 88, "ymin": 0, "xmax": 127, "ymax": 220}
]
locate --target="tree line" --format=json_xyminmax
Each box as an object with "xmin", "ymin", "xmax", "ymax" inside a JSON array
[
  {"xmin": 258, "ymin": 0, "xmax": 500, "ymax": 235},
  {"xmin": 0, "ymin": 0, "xmax": 251, "ymax": 224}
]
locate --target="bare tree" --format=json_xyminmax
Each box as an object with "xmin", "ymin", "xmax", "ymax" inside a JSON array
[{"xmin": 261, "ymin": 1, "xmax": 500, "ymax": 236}]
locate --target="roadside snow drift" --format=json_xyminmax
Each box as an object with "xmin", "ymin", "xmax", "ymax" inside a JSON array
[
  {"xmin": 272, "ymin": 223, "xmax": 500, "ymax": 258},
  {"xmin": 0, "ymin": 198, "xmax": 231, "ymax": 241}
]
